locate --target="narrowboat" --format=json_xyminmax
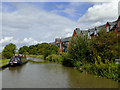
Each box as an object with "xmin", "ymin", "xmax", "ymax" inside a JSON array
[{"xmin": 9, "ymin": 54, "xmax": 27, "ymax": 66}]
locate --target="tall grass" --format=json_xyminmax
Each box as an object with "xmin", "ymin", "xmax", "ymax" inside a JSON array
[
  {"xmin": 46, "ymin": 54, "xmax": 63, "ymax": 63},
  {"xmin": 27, "ymin": 55, "xmax": 44, "ymax": 60}
]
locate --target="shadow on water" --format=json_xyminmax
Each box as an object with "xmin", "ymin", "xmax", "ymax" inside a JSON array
[
  {"xmin": 1, "ymin": 57, "xmax": 44, "ymax": 71},
  {"xmin": 8, "ymin": 62, "xmax": 27, "ymax": 73}
]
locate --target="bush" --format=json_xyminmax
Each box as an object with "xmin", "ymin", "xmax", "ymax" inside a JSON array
[
  {"xmin": 72, "ymin": 61, "xmax": 82, "ymax": 69},
  {"xmin": 89, "ymin": 31, "xmax": 119, "ymax": 63},
  {"xmin": 28, "ymin": 55, "xmax": 44, "ymax": 60},
  {"xmin": 46, "ymin": 54, "xmax": 63, "ymax": 63},
  {"xmin": 84, "ymin": 63, "xmax": 118, "ymax": 81},
  {"xmin": 68, "ymin": 35, "xmax": 92, "ymax": 65},
  {"xmin": 46, "ymin": 55, "xmax": 52, "ymax": 61}
]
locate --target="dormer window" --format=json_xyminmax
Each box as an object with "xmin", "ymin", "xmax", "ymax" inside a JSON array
[
  {"xmin": 94, "ymin": 27, "xmax": 97, "ymax": 35},
  {"xmin": 107, "ymin": 26, "xmax": 109, "ymax": 32}
]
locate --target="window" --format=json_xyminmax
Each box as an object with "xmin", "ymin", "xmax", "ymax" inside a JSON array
[
  {"xmin": 107, "ymin": 26, "xmax": 109, "ymax": 32},
  {"xmin": 94, "ymin": 30, "xmax": 97, "ymax": 35},
  {"xmin": 110, "ymin": 26, "xmax": 113, "ymax": 29}
]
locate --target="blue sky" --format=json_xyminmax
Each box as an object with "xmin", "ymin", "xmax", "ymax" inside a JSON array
[
  {"xmin": 0, "ymin": 1, "xmax": 119, "ymax": 51},
  {"xmin": 2, "ymin": 2, "xmax": 93, "ymax": 21}
]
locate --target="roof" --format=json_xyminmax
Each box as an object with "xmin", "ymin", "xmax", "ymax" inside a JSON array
[
  {"xmin": 107, "ymin": 21, "xmax": 117, "ymax": 26},
  {"xmin": 88, "ymin": 27, "xmax": 96, "ymax": 35},
  {"xmin": 50, "ymin": 42, "xmax": 55, "ymax": 45},
  {"xmin": 55, "ymin": 36, "xmax": 72, "ymax": 43},
  {"xmin": 55, "ymin": 38, "xmax": 60, "ymax": 42},
  {"xmin": 110, "ymin": 23, "xmax": 117, "ymax": 31},
  {"xmin": 61, "ymin": 37, "xmax": 72, "ymax": 42}
]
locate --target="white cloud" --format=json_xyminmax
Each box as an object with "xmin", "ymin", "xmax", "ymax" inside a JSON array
[
  {"xmin": 78, "ymin": 0, "xmax": 119, "ymax": 28},
  {"xmin": 0, "ymin": 37, "xmax": 14, "ymax": 44},
  {"xmin": 2, "ymin": 1, "xmax": 119, "ymax": 52},
  {"xmin": 0, "ymin": 37, "xmax": 41, "ymax": 51},
  {"xmin": 21, "ymin": 37, "xmax": 39, "ymax": 45},
  {"xmin": 2, "ymin": 3, "xmax": 80, "ymax": 43}
]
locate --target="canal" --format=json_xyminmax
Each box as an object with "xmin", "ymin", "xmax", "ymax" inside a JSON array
[{"xmin": 1, "ymin": 57, "xmax": 119, "ymax": 88}]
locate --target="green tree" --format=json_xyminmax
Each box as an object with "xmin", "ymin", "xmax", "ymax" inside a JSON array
[
  {"xmin": 89, "ymin": 31, "xmax": 119, "ymax": 64},
  {"xmin": 68, "ymin": 34, "xmax": 91, "ymax": 66},
  {"xmin": 2, "ymin": 43, "xmax": 16, "ymax": 59},
  {"xmin": 18, "ymin": 46, "xmax": 29, "ymax": 54}
]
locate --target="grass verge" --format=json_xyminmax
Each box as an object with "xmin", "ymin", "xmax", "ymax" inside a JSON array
[{"xmin": 0, "ymin": 59, "xmax": 10, "ymax": 67}]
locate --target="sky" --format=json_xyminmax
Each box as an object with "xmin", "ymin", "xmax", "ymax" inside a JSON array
[{"xmin": 0, "ymin": 0, "xmax": 119, "ymax": 51}]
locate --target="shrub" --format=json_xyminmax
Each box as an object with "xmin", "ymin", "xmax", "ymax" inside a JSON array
[
  {"xmin": 46, "ymin": 54, "xmax": 63, "ymax": 63},
  {"xmin": 46, "ymin": 55, "xmax": 52, "ymax": 61},
  {"xmin": 89, "ymin": 31, "xmax": 119, "ymax": 63},
  {"xmin": 72, "ymin": 61, "xmax": 82, "ymax": 69},
  {"xmin": 28, "ymin": 55, "xmax": 44, "ymax": 60}
]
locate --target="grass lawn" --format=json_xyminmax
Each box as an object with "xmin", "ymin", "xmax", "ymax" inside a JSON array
[{"xmin": 0, "ymin": 59, "xmax": 10, "ymax": 67}]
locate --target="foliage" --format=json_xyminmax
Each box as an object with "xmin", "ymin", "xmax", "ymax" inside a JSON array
[
  {"xmin": 118, "ymin": 64, "xmax": 120, "ymax": 82},
  {"xmin": 18, "ymin": 46, "xmax": 29, "ymax": 55},
  {"xmin": 61, "ymin": 30, "xmax": 119, "ymax": 81},
  {"xmin": 46, "ymin": 54, "xmax": 63, "ymax": 63},
  {"xmin": 28, "ymin": 55, "xmax": 44, "ymax": 60},
  {"xmin": 18, "ymin": 43, "xmax": 59, "ymax": 59},
  {"xmin": 84, "ymin": 63, "xmax": 118, "ymax": 81},
  {"xmin": 2, "ymin": 43, "xmax": 16, "ymax": 59},
  {"xmin": 89, "ymin": 31, "xmax": 119, "ymax": 63},
  {"xmin": 68, "ymin": 34, "xmax": 93, "ymax": 65},
  {"xmin": 61, "ymin": 53, "xmax": 74, "ymax": 67}
]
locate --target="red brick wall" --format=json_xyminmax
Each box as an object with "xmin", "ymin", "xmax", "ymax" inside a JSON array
[
  {"xmin": 60, "ymin": 40, "xmax": 63, "ymax": 52},
  {"xmin": 67, "ymin": 42, "xmax": 70, "ymax": 52},
  {"xmin": 72, "ymin": 30, "xmax": 77, "ymax": 40},
  {"xmin": 116, "ymin": 17, "xmax": 120, "ymax": 33}
]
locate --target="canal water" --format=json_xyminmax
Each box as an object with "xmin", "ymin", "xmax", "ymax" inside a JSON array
[{"xmin": 1, "ymin": 57, "xmax": 119, "ymax": 88}]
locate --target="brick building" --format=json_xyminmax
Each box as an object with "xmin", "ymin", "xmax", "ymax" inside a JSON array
[{"xmin": 54, "ymin": 16, "xmax": 120, "ymax": 53}]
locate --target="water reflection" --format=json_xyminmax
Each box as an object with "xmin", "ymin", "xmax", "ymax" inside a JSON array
[
  {"xmin": 67, "ymin": 70, "xmax": 118, "ymax": 88},
  {"xmin": 2, "ymin": 58, "xmax": 119, "ymax": 88},
  {"xmin": 8, "ymin": 63, "xmax": 27, "ymax": 74}
]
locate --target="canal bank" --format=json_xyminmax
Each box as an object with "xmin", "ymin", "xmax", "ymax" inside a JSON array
[
  {"xmin": 28, "ymin": 55, "xmax": 120, "ymax": 82},
  {"xmin": 0, "ymin": 59, "xmax": 10, "ymax": 69},
  {"xmin": 1, "ymin": 57, "xmax": 119, "ymax": 88}
]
